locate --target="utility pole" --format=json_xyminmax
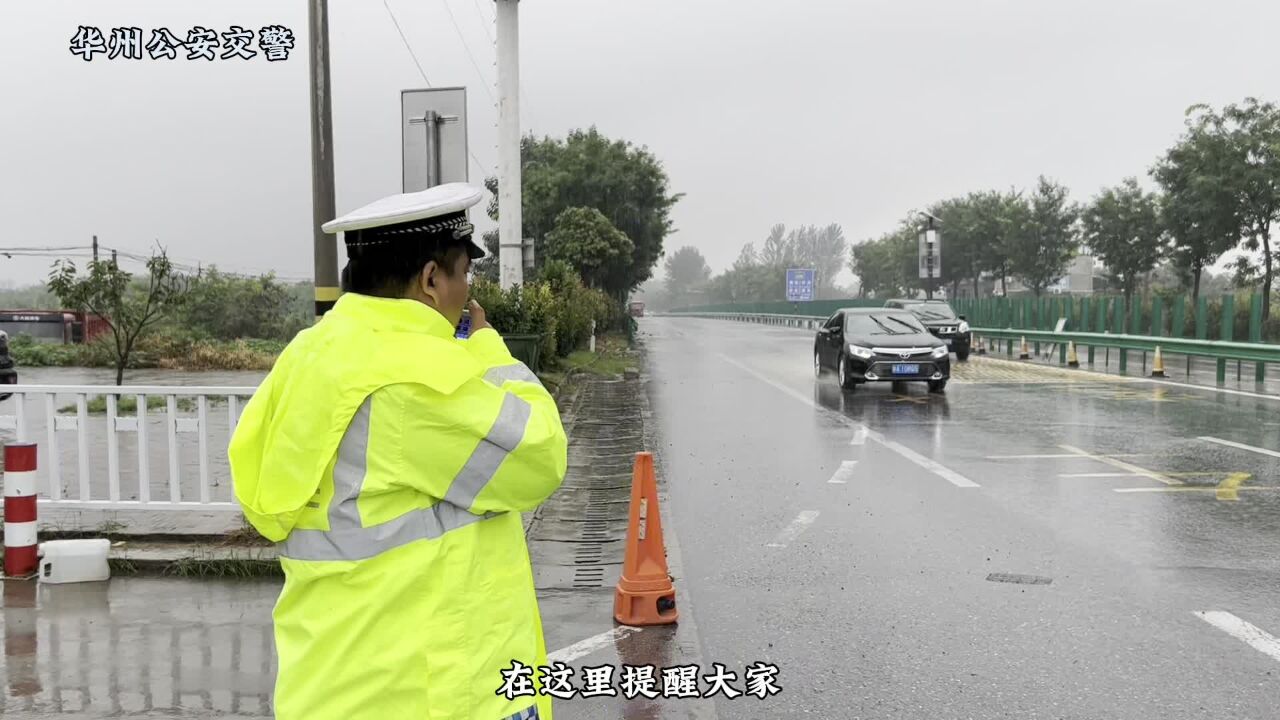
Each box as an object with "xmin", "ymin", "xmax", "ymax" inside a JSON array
[
  {"xmin": 496, "ymin": 0, "xmax": 523, "ymax": 289},
  {"xmin": 925, "ymin": 215, "xmax": 935, "ymax": 301},
  {"xmin": 92, "ymin": 235, "xmax": 98, "ymax": 263},
  {"xmin": 309, "ymin": 0, "xmax": 339, "ymax": 320}
]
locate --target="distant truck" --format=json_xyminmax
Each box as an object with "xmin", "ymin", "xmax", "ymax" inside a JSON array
[
  {"xmin": 0, "ymin": 331, "xmax": 16, "ymax": 401},
  {"xmin": 0, "ymin": 310, "xmax": 109, "ymax": 344},
  {"xmin": 629, "ymin": 301, "xmax": 645, "ymax": 318}
]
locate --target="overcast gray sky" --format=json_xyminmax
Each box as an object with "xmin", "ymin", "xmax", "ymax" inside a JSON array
[{"xmin": 2, "ymin": 0, "xmax": 1277, "ymax": 289}]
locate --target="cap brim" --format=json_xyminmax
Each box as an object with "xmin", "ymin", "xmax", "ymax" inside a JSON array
[{"xmin": 466, "ymin": 238, "xmax": 487, "ymax": 260}]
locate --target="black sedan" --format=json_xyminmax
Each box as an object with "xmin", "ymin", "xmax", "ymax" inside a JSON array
[
  {"xmin": 814, "ymin": 308, "xmax": 951, "ymax": 392},
  {"xmin": 883, "ymin": 299, "xmax": 972, "ymax": 360}
]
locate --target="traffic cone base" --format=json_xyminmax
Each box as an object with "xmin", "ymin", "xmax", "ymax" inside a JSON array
[
  {"xmin": 614, "ymin": 452, "xmax": 678, "ymax": 626},
  {"xmin": 1152, "ymin": 346, "xmax": 1167, "ymax": 377},
  {"xmin": 1019, "ymin": 336, "xmax": 1030, "ymax": 360},
  {"xmin": 1067, "ymin": 341, "xmax": 1080, "ymax": 368}
]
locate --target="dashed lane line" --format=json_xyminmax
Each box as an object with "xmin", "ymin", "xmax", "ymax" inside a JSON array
[
  {"xmin": 828, "ymin": 461, "xmax": 857, "ymax": 484},
  {"xmin": 1194, "ymin": 611, "xmax": 1280, "ymax": 664},
  {"xmin": 766, "ymin": 511, "xmax": 820, "ymax": 548}
]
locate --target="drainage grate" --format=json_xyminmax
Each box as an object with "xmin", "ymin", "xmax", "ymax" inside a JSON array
[
  {"xmin": 986, "ymin": 573, "xmax": 1052, "ymax": 585},
  {"xmin": 574, "ymin": 566, "xmax": 606, "ymax": 588}
]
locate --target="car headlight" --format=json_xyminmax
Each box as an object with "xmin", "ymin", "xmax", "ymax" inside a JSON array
[
  {"xmin": 959, "ymin": 321, "xmax": 970, "ymax": 333},
  {"xmin": 848, "ymin": 344, "xmax": 874, "ymax": 360},
  {"xmin": 931, "ymin": 346, "xmax": 948, "ymax": 359}
]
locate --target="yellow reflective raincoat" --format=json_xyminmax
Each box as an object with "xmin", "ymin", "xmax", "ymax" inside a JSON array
[{"xmin": 228, "ymin": 292, "xmax": 567, "ymax": 720}]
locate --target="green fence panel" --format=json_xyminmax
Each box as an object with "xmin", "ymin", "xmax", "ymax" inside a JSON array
[
  {"xmin": 1131, "ymin": 297, "xmax": 1143, "ymax": 336},
  {"xmin": 1114, "ymin": 297, "xmax": 1126, "ymax": 334},
  {"xmin": 1080, "ymin": 298, "xmax": 1092, "ymax": 331},
  {"xmin": 1195, "ymin": 296, "xmax": 1209, "ymax": 340},
  {"xmin": 1221, "ymin": 294, "xmax": 1235, "ymax": 341},
  {"xmin": 1249, "ymin": 293, "xmax": 1267, "ymax": 382},
  {"xmin": 1250, "ymin": 293, "xmax": 1263, "ymax": 342},
  {"xmin": 1151, "ymin": 297, "xmax": 1165, "ymax": 338},
  {"xmin": 1171, "ymin": 296, "xmax": 1186, "ymax": 338}
]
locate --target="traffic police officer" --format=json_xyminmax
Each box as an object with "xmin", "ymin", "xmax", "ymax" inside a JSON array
[{"xmin": 229, "ymin": 182, "xmax": 567, "ymax": 720}]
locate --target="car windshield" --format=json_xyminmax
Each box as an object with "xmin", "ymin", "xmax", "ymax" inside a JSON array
[
  {"xmin": 905, "ymin": 303, "xmax": 957, "ymax": 321},
  {"xmin": 847, "ymin": 313, "xmax": 926, "ymax": 335}
]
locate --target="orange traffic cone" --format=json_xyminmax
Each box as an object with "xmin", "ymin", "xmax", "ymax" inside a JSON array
[
  {"xmin": 1067, "ymin": 341, "xmax": 1080, "ymax": 368},
  {"xmin": 1152, "ymin": 346, "xmax": 1166, "ymax": 377},
  {"xmin": 614, "ymin": 452, "xmax": 678, "ymax": 626},
  {"xmin": 1019, "ymin": 336, "xmax": 1030, "ymax": 360}
]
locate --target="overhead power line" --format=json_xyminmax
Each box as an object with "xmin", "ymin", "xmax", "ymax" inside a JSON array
[
  {"xmin": 441, "ymin": 0, "xmax": 497, "ymax": 107},
  {"xmin": 383, "ymin": 0, "xmax": 493, "ymax": 179},
  {"xmin": 383, "ymin": 0, "xmax": 433, "ymax": 86}
]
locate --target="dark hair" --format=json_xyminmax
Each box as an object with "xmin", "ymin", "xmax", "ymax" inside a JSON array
[{"xmin": 341, "ymin": 236, "xmax": 469, "ymax": 298}]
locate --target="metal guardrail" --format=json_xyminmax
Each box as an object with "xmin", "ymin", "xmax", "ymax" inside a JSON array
[
  {"xmin": 968, "ymin": 327, "xmax": 1279, "ymax": 381},
  {"xmin": 970, "ymin": 328, "xmax": 1280, "ymax": 364},
  {"xmin": 660, "ymin": 311, "xmax": 827, "ymax": 330},
  {"xmin": 0, "ymin": 384, "xmax": 258, "ymax": 510},
  {"xmin": 664, "ymin": 311, "xmax": 1280, "ymax": 382}
]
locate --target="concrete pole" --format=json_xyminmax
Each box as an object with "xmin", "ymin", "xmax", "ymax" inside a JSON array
[
  {"xmin": 309, "ymin": 0, "xmax": 339, "ymax": 319},
  {"xmin": 496, "ymin": 0, "xmax": 524, "ymax": 289}
]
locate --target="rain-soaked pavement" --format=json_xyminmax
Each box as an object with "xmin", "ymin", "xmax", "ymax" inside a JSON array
[
  {"xmin": 5, "ymin": 321, "xmax": 1280, "ymax": 718},
  {"xmin": 642, "ymin": 316, "xmax": 1280, "ymax": 719},
  {"xmin": 0, "ymin": 577, "xmax": 278, "ymax": 718}
]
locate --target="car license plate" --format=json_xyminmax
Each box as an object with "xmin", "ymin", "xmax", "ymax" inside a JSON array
[{"xmin": 892, "ymin": 363, "xmax": 919, "ymax": 375}]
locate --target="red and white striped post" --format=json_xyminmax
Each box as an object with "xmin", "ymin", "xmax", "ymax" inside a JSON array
[{"xmin": 4, "ymin": 443, "xmax": 38, "ymax": 577}]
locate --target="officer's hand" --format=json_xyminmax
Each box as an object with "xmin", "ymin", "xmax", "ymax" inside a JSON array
[{"xmin": 467, "ymin": 300, "xmax": 492, "ymax": 333}]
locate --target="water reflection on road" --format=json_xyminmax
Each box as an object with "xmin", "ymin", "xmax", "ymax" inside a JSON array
[{"xmin": 2, "ymin": 577, "xmax": 280, "ymax": 718}]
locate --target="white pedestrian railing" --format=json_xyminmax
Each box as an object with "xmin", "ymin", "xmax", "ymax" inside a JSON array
[{"xmin": 0, "ymin": 384, "xmax": 259, "ymax": 511}]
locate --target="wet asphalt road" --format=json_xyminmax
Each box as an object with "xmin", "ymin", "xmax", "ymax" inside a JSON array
[{"xmin": 642, "ymin": 316, "xmax": 1280, "ymax": 719}]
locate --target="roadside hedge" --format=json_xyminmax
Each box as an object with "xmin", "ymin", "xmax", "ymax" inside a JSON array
[{"xmin": 470, "ymin": 260, "xmax": 618, "ymax": 363}]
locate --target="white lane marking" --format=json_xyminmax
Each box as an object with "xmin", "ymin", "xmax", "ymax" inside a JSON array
[
  {"xmin": 719, "ymin": 355, "xmax": 979, "ymax": 489},
  {"xmin": 766, "ymin": 511, "xmax": 820, "ymax": 548},
  {"xmin": 1115, "ymin": 487, "xmax": 1280, "ymax": 493},
  {"xmin": 1198, "ymin": 436, "xmax": 1280, "ymax": 459},
  {"xmin": 973, "ymin": 355, "xmax": 1280, "ymax": 402},
  {"xmin": 877, "ymin": 437, "xmax": 981, "ymax": 488},
  {"xmin": 720, "ymin": 354, "xmax": 823, "ymax": 407},
  {"xmin": 548, "ymin": 627, "xmax": 642, "ymax": 664},
  {"xmin": 986, "ymin": 453, "xmax": 1145, "ymax": 459},
  {"xmin": 850, "ymin": 425, "xmax": 869, "ymax": 445},
  {"xmin": 1194, "ymin": 611, "xmax": 1280, "ymax": 664},
  {"xmin": 1057, "ymin": 444, "xmax": 1180, "ymax": 486},
  {"xmin": 1137, "ymin": 377, "xmax": 1278, "ymax": 402},
  {"xmin": 1058, "ymin": 472, "xmax": 1142, "ymax": 478},
  {"xmin": 828, "ymin": 461, "xmax": 858, "ymax": 484}
]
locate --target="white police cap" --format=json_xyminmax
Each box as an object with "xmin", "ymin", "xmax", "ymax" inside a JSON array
[{"xmin": 322, "ymin": 182, "xmax": 487, "ymax": 259}]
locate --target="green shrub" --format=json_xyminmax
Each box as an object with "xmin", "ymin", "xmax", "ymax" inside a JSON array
[
  {"xmin": 9, "ymin": 334, "xmax": 80, "ymax": 367},
  {"xmin": 470, "ymin": 267, "xmax": 621, "ymax": 362}
]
